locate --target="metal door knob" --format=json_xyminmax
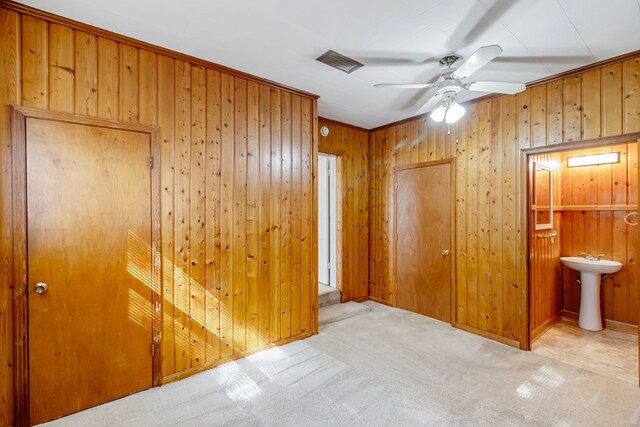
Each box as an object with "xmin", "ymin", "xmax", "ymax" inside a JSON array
[
  {"xmin": 34, "ymin": 282, "xmax": 48, "ymax": 294},
  {"xmin": 442, "ymin": 249, "xmax": 450, "ymax": 256}
]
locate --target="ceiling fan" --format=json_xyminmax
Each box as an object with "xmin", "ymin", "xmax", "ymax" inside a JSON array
[{"xmin": 374, "ymin": 45, "xmax": 526, "ymax": 124}]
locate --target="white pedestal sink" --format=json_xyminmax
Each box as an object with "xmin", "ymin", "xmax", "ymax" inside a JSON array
[{"xmin": 559, "ymin": 257, "xmax": 622, "ymax": 331}]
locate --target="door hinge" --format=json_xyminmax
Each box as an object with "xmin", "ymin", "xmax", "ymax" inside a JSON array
[
  {"xmin": 151, "ymin": 342, "xmax": 155, "ymax": 356},
  {"xmin": 149, "ymin": 156, "xmax": 154, "ymax": 169},
  {"xmin": 327, "ymin": 262, "xmax": 331, "ymax": 270}
]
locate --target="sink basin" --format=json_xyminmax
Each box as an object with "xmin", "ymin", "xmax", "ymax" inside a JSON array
[
  {"xmin": 560, "ymin": 257, "xmax": 623, "ymax": 331},
  {"xmin": 559, "ymin": 257, "xmax": 622, "ymax": 274}
]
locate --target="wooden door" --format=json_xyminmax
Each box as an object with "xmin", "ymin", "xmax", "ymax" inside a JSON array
[
  {"xmin": 26, "ymin": 117, "xmax": 154, "ymax": 424},
  {"xmin": 396, "ymin": 161, "xmax": 453, "ymax": 322}
]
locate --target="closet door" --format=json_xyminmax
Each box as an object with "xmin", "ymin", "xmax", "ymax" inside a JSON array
[{"xmin": 396, "ymin": 161, "xmax": 453, "ymax": 322}]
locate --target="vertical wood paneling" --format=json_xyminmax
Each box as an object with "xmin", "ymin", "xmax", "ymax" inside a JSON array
[
  {"xmin": 189, "ymin": 65, "xmax": 206, "ymax": 367},
  {"xmin": 97, "ymin": 37, "xmax": 118, "ymax": 119},
  {"xmin": 280, "ymin": 91, "xmax": 291, "ymax": 339},
  {"xmin": 157, "ymin": 54, "xmax": 175, "ymax": 377},
  {"xmin": 2, "ymin": 8, "xmax": 318, "ymax": 421},
  {"xmin": 0, "ymin": 9, "xmax": 19, "ymax": 426},
  {"xmin": 301, "ymin": 98, "xmax": 313, "ymax": 331},
  {"xmin": 563, "ymin": 75, "xmax": 582, "ymax": 142},
  {"xmin": 205, "ymin": 68, "xmax": 222, "ymax": 362},
  {"xmin": 246, "ymin": 81, "xmax": 260, "ymax": 349},
  {"xmin": 624, "ymin": 58, "xmax": 640, "ymax": 133},
  {"xmin": 48, "ymin": 24, "xmax": 74, "ymax": 113},
  {"xmin": 220, "ymin": 73, "xmax": 235, "ymax": 357},
  {"xmin": 290, "ymin": 95, "xmax": 302, "ymax": 336},
  {"xmin": 232, "ymin": 77, "xmax": 247, "ymax": 352},
  {"xmin": 74, "ymin": 31, "xmax": 96, "ymax": 116},
  {"xmin": 173, "ymin": 59, "xmax": 191, "ymax": 371},
  {"xmin": 602, "ymin": 64, "xmax": 623, "ymax": 136},
  {"xmin": 139, "ymin": 50, "xmax": 157, "ymax": 124},
  {"xmin": 269, "ymin": 88, "xmax": 282, "ymax": 342},
  {"xmin": 118, "ymin": 43, "xmax": 138, "ymax": 122},
  {"xmin": 22, "ymin": 16, "xmax": 48, "ymax": 109},
  {"xmin": 582, "ymin": 69, "xmax": 601, "ymax": 139},
  {"xmin": 257, "ymin": 84, "xmax": 271, "ymax": 343}
]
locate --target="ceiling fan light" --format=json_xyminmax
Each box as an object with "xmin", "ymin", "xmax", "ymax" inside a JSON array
[
  {"xmin": 429, "ymin": 105, "xmax": 446, "ymax": 123},
  {"xmin": 445, "ymin": 102, "xmax": 466, "ymax": 124}
]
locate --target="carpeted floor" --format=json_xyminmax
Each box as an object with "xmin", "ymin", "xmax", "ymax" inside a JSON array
[{"xmin": 43, "ymin": 302, "xmax": 640, "ymax": 426}]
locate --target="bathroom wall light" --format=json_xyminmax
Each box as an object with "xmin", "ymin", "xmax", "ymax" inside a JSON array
[
  {"xmin": 429, "ymin": 101, "xmax": 466, "ymax": 124},
  {"xmin": 567, "ymin": 152, "xmax": 620, "ymax": 167}
]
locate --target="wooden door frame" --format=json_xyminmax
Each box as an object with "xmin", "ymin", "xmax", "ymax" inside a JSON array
[
  {"xmin": 318, "ymin": 149, "xmax": 344, "ymax": 300},
  {"xmin": 393, "ymin": 158, "xmax": 456, "ymax": 325},
  {"xmin": 11, "ymin": 106, "xmax": 162, "ymax": 425},
  {"xmin": 519, "ymin": 133, "xmax": 640, "ymax": 380}
]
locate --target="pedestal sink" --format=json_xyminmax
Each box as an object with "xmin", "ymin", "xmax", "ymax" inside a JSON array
[{"xmin": 559, "ymin": 257, "xmax": 623, "ymax": 331}]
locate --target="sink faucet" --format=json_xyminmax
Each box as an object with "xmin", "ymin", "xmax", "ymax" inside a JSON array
[{"xmin": 580, "ymin": 252, "xmax": 605, "ymax": 261}]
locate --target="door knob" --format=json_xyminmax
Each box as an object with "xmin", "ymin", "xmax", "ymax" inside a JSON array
[
  {"xmin": 442, "ymin": 249, "xmax": 450, "ymax": 256},
  {"xmin": 34, "ymin": 282, "xmax": 48, "ymax": 294}
]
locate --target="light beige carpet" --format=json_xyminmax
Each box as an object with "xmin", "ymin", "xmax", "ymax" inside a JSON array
[{"xmin": 43, "ymin": 302, "xmax": 640, "ymax": 426}]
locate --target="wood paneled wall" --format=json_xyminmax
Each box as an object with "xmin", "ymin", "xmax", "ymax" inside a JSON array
[
  {"xmin": 369, "ymin": 54, "xmax": 640, "ymax": 346},
  {"xmin": 0, "ymin": 6, "xmax": 318, "ymax": 425},
  {"xmin": 318, "ymin": 119, "xmax": 369, "ymax": 301},
  {"xmin": 559, "ymin": 144, "xmax": 638, "ymax": 325},
  {"xmin": 529, "ymin": 153, "xmax": 563, "ymax": 338}
]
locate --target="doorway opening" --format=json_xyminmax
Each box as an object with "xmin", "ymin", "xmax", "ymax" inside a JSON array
[
  {"xmin": 318, "ymin": 153, "xmax": 341, "ymax": 308},
  {"xmin": 524, "ymin": 136, "xmax": 639, "ymax": 387}
]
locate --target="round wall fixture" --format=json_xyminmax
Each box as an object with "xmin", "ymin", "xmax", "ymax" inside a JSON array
[{"xmin": 320, "ymin": 126, "xmax": 330, "ymax": 137}]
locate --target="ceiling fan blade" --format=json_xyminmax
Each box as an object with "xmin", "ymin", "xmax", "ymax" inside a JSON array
[
  {"xmin": 466, "ymin": 81, "xmax": 526, "ymax": 95},
  {"xmin": 451, "ymin": 45, "xmax": 503, "ymax": 79},
  {"xmin": 374, "ymin": 83, "xmax": 436, "ymax": 89},
  {"xmin": 416, "ymin": 93, "xmax": 443, "ymax": 115},
  {"xmin": 463, "ymin": 1, "xmax": 517, "ymax": 45}
]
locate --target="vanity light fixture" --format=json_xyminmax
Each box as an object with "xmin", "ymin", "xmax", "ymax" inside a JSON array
[{"xmin": 567, "ymin": 152, "xmax": 620, "ymax": 167}]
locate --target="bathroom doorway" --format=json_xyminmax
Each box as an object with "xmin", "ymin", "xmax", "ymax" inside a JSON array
[{"xmin": 524, "ymin": 136, "xmax": 639, "ymax": 386}]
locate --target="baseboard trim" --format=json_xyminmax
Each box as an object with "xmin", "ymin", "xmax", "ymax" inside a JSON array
[
  {"xmin": 367, "ymin": 296, "xmax": 393, "ymax": 306},
  {"xmin": 454, "ymin": 323, "xmax": 521, "ymax": 349},
  {"xmin": 161, "ymin": 331, "xmax": 314, "ymax": 385},
  {"xmin": 531, "ymin": 312, "xmax": 563, "ymax": 343},
  {"xmin": 560, "ymin": 310, "xmax": 638, "ymax": 334}
]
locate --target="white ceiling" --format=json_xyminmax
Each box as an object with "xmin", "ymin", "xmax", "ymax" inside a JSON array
[{"xmin": 15, "ymin": 0, "xmax": 640, "ymax": 129}]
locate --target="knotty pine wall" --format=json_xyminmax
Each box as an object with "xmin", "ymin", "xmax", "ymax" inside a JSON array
[
  {"xmin": 0, "ymin": 6, "xmax": 318, "ymax": 425},
  {"xmin": 318, "ymin": 119, "xmax": 369, "ymax": 302},
  {"xmin": 559, "ymin": 144, "xmax": 638, "ymax": 325},
  {"xmin": 369, "ymin": 54, "xmax": 640, "ymax": 346},
  {"xmin": 529, "ymin": 153, "xmax": 563, "ymax": 339}
]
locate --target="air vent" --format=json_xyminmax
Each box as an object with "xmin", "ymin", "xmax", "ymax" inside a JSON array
[{"xmin": 316, "ymin": 50, "xmax": 364, "ymax": 74}]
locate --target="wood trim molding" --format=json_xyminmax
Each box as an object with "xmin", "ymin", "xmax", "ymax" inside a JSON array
[
  {"xmin": 394, "ymin": 157, "xmax": 455, "ymax": 172},
  {"xmin": 11, "ymin": 106, "xmax": 162, "ymax": 426},
  {"xmin": 368, "ymin": 296, "xmax": 393, "ymax": 307},
  {"xmin": 0, "ymin": 0, "xmax": 319, "ymax": 100},
  {"xmin": 319, "ymin": 116, "xmax": 368, "ymax": 133},
  {"xmin": 526, "ymin": 49, "xmax": 640, "ymax": 88},
  {"xmin": 530, "ymin": 312, "xmax": 562, "ymax": 343},
  {"xmin": 161, "ymin": 331, "xmax": 313, "ymax": 384},
  {"xmin": 454, "ymin": 322, "xmax": 521, "ymax": 348},
  {"xmin": 522, "ymin": 133, "xmax": 640, "ymax": 155},
  {"xmin": 560, "ymin": 310, "xmax": 639, "ymax": 334},
  {"xmin": 553, "ymin": 204, "xmax": 638, "ymax": 212}
]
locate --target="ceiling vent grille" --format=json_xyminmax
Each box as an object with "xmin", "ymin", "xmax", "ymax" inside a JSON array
[{"xmin": 316, "ymin": 50, "xmax": 364, "ymax": 74}]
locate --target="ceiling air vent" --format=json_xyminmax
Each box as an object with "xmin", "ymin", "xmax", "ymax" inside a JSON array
[{"xmin": 316, "ymin": 50, "xmax": 364, "ymax": 74}]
